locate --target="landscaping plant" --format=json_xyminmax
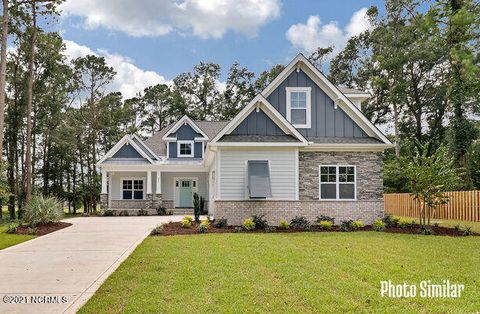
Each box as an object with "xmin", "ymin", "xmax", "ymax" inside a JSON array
[
  {"xmin": 198, "ymin": 220, "xmax": 209, "ymax": 233},
  {"xmin": 102, "ymin": 209, "xmax": 114, "ymax": 216},
  {"xmin": 137, "ymin": 209, "xmax": 149, "ymax": 216},
  {"xmin": 382, "ymin": 215, "xmax": 399, "ymax": 228},
  {"xmin": 278, "ymin": 220, "xmax": 289, "ymax": 230},
  {"xmin": 340, "ymin": 220, "xmax": 353, "ymax": 232},
  {"xmin": 214, "ymin": 218, "xmax": 228, "ymax": 229},
  {"xmin": 316, "ymin": 215, "xmax": 335, "ymax": 224},
  {"xmin": 181, "ymin": 216, "xmax": 193, "ymax": 228},
  {"xmin": 463, "ymin": 227, "xmax": 473, "ymax": 236},
  {"xmin": 318, "ymin": 220, "xmax": 333, "ymax": 230},
  {"xmin": 156, "ymin": 206, "xmax": 169, "ymax": 216},
  {"xmin": 252, "ymin": 214, "xmax": 268, "ymax": 230},
  {"xmin": 351, "ymin": 220, "xmax": 364, "ymax": 230},
  {"xmin": 119, "ymin": 210, "xmax": 129, "ymax": 216},
  {"xmin": 199, "ymin": 196, "xmax": 206, "ymax": 215},
  {"xmin": 290, "ymin": 216, "xmax": 311, "ymax": 230},
  {"xmin": 150, "ymin": 225, "xmax": 164, "ymax": 236},
  {"xmin": 372, "ymin": 220, "xmax": 386, "ymax": 232},
  {"xmin": 193, "ymin": 193, "xmax": 201, "ymax": 222},
  {"xmin": 24, "ymin": 196, "xmax": 63, "ymax": 226},
  {"xmin": 242, "ymin": 218, "xmax": 255, "ymax": 231}
]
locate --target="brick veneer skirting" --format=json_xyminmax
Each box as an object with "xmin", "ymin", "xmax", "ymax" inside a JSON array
[
  {"xmin": 110, "ymin": 200, "xmax": 148, "ymax": 209},
  {"xmin": 214, "ymin": 200, "xmax": 384, "ymax": 226}
]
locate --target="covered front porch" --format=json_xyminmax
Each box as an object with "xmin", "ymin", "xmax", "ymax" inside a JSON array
[{"xmin": 100, "ymin": 168, "xmax": 210, "ymax": 214}]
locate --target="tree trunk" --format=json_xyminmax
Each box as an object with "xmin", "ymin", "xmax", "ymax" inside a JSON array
[
  {"xmin": 393, "ymin": 103, "xmax": 400, "ymax": 158},
  {"xmin": 24, "ymin": 2, "xmax": 37, "ymax": 204},
  {"xmin": 0, "ymin": 0, "xmax": 8, "ymax": 159}
]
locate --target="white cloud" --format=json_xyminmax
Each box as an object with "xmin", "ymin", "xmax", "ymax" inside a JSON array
[
  {"xmin": 286, "ymin": 8, "xmax": 372, "ymax": 55},
  {"xmin": 64, "ymin": 40, "xmax": 170, "ymax": 99},
  {"xmin": 60, "ymin": 0, "xmax": 281, "ymax": 39}
]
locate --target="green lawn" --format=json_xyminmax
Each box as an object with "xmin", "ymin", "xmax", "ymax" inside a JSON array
[
  {"xmin": 0, "ymin": 223, "xmax": 35, "ymax": 250},
  {"xmin": 396, "ymin": 216, "xmax": 480, "ymax": 233},
  {"xmin": 80, "ymin": 232, "xmax": 480, "ymax": 313}
]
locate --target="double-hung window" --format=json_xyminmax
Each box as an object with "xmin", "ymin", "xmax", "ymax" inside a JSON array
[
  {"xmin": 122, "ymin": 179, "xmax": 144, "ymax": 200},
  {"xmin": 247, "ymin": 160, "xmax": 272, "ymax": 199},
  {"xmin": 286, "ymin": 87, "xmax": 311, "ymax": 128},
  {"xmin": 177, "ymin": 140, "xmax": 194, "ymax": 157},
  {"xmin": 319, "ymin": 166, "xmax": 356, "ymax": 200}
]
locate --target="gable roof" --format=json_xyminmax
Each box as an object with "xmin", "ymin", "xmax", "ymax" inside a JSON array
[
  {"xmin": 261, "ymin": 54, "xmax": 392, "ymax": 145},
  {"xmin": 97, "ymin": 134, "xmax": 159, "ymax": 165},
  {"xmin": 210, "ymin": 94, "xmax": 309, "ymax": 146},
  {"xmin": 162, "ymin": 115, "xmax": 209, "ymax": 140},
  {"xmin": 144, "ymin": 120, "xmax": 229, "ymax": 156}
]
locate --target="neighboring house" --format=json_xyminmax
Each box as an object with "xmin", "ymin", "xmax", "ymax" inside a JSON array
[{"xmin": 97, "ymin": 54, "xmax": 393, "ymax": 225}]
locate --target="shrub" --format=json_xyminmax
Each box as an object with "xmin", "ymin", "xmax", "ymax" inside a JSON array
[
  {"xmin": 340, "ymin": 220, "xmax": 353, "ymax": 232},
  {"xmin": 252, "ymin": 214, "xmax": 268, "ymax": 230},
  {"xmin": 233, "ymin": 226, "xmax": 242, "ymax": 233},
  {"xmin": 351, "ymin": 220, "xmax": 364, "ymax": 230},
  {"xmin": 137, "ymin": 209, "xmax": 149, "ymax": 216},
  {"xmin": 372, "ymin": 220, "xmax": 386, "ymax": 232},
  {"xmin": 102, "ymin": 209, "xmax": 115, "ymax": 216},
  {"xmin": 156, "ymin": 206, "xmax": 169, "ymax": 216},
  {"xmin": 463, "ymin": 226, "xmax": 474, "ymax": 236},
  {"xmin": 454, "ymin": 224, "xmax": 461, "ymax": 231},
  {"xmin": 420, "ymin": 227, "xmax": 434, "ymax": 235},
  {"xmin": 27, "ymin": 227, "xmax": 38, "ymax": 235},
  {"xmin": 214, "ymin": 218, "xmax": 228, "ymax": 228},
  {"xmin": 290, "ymin": 216, "xmax": 311, "ymax": 230},
  {"xmin": 316, "ymin": 215, "xmax": 335, "ymax": 224},
  {"xmin": 264, "ymin": 226, "xmax": 274, "ymax": 233},
  {"xmin": 198, "ymin": 220, "xmax": 209, "ymax": 233},
  {"xmin": 433, "ymin": 222, "xmax": 440, "ymax": 227},
  {"xmin": 119, "ymin": 210, "xmax": 129, "ymax": 216},
  {"xmin": 181, "ymin": 216, "xmax": 193, "ymax": 228},
  {"xmin": 399, "ymin": 220, "xmax": 412, "ymax": 228},
  {"xmin": 199, "ymin": 196, "xmax": 206, "ymax": 215},
  {"xmin": 193, "ymin": 193, "xmax": 201, "ymax": 222},
  {"xmin": 24, "ymin": 196, "xmax": 64, "ymax": 226},
  {"xmin": 382, "ymin": 215, "xmax": 400, "ymax": 228},
  {"xmin": 278, "ymin": 220, "xmax": 290, "ymax": 230},
  {"xmin": 6, "ymin": 223, "xmax": 18, "ymax": 234},
  {"xmin": 318, "ymin": 220, "xmax": 333, "ymax": 230},
  {"xmin": 150, "ymin": 225, "xmax": 164, "ymax": 236},
  {"xmin": 242, "ymin": 218, "xmax": 255, "ymax": 231}
]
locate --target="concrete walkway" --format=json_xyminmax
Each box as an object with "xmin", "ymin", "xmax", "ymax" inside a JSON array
[{"xmin": 0, "ymin": 216, "xmax": 183, "ymax": 314}]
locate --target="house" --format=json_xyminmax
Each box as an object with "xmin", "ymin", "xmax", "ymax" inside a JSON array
[{"xmin": 97, "ymin": 54, "xmax": 393, "ymax": 225}]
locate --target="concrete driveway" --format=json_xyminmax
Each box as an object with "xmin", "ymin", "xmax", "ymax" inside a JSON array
[{"xmin": 0, "ymin": 216, "xmax": 183, "ymax": 314}]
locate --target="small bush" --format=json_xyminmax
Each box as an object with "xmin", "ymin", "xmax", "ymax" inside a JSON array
[
  {"xmin": 433, "ymin": 222, "xmax": 440, "ymax": 227},
  {"xmin": 233, "ymin": 226, "xmax": 242, "ymax": 233},
  {"xmin": 27, "ymin": 227, "xmax": 38, "ymax": 235},
  {"xmin": 198, "ymin": 220, "xmax": 209, "ymax": 233},
  {"xmin": 382, "ymin": 215, "xmax": 400, "ymax": 228},
  {"xmin": 242, "ymin": 218, "xmax": 255, "ymax": 231},
  {"xmin": 6, "ymin": 223, "xmax": 18, "ymax": 234},
  {"xmin": 252, "ymin": 214, "xmax": 268, "ymax": 230},
  {"xmin": 156, "ymin": 206, "xmax": 170, "ymax": 216},
  {"xmin": 463, "ymin": 226, "xmax": 474, "ymax": 236},
  {"xmin": 150, "ymin": 225, "xmax": 164, "ymax": 235},
  {"xmin": 399, "ymin": 220, "xmax": 412, "ymax": 228},
  {"xmin": 351, "ymin": 220, "xmax": 364, "ymax": 230},
  {"xmin": 119, "ymin": 210, "xmax": 129, "ymax": 216},
  {"xmin": 181, "ymin": 216, "xmax": 193, "ymax": 228},
  {"xmin": 454, "ymin": 224, "xmax": 461, "ymax": 231},
  {"xmin": 290, "ymin": 216, "xmax": 311, "ymax": 230},
  {"xmin": 340, "ymin": 220, "xmax": 353, "ymax": 232},
  {"xmin": 318, "ymin": 220, "xmax": 333, "ymax": 230},
  {"xmin": 278, "ymin": 220, "xmax": 290, "ymax": 230},
  {"xmin": 214, "ymin": 218, "xmax": 228, "ymax": 228},
  {"xmin": 102, "ymin": 209, "xmax": 115, "ymax": 216},
  {"xmin": 372, "ymin": 220, "xmax": 386, "ymax": 232},
  {"xmin": 420, "ymin": 227, "xmax": 434, "ymax": 235},
  {"xmin": 24, "ymin": 196, "xmax": 64, "ymax": 226},
  {"xmin": 137, "ymin": 209, "xmax": 149, "ymax": 216},
  {"xmin": 264, "ymin": 226, "xmax": 274, "ymax": 233},
  {"xmin": 316, "ymin": 215, "xmax": 335, "ymax": 224}
]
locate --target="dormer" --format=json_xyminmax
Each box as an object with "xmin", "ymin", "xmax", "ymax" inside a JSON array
[{"xmin": 162, "ymin": 116, "xmax": 208, "ymax": 159}]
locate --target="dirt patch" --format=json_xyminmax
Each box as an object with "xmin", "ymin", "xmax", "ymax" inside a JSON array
[
  {"xmin": 154, "ymin": 222, "xmax": 477, "ymax": 237},
  {"xmin": 16, "ymin": 222, "xmax": 72, "ymax": 236}
]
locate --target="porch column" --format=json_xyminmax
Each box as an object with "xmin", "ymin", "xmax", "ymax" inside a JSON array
[
  {"xmin": 100, "ymin": 169, "xmax": 108, "ymax": 211},
  {"xmin": 101, "ymin": 169, "xmax": 108, "ymax": 194},
  {"xmin": 147, "ymin": 170, "xmax": 152, "ymax": 194},
  {"xmin": 156, "ymin": 171, "xmax": 162, "ymax": 194}
]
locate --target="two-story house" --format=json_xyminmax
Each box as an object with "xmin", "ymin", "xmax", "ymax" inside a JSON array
[{"xmin": 97, "ymin": 54, "xmax": 393, "ymax": 225}]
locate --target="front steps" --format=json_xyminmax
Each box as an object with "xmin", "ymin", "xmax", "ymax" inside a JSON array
[{"xmin": 169, "ymin": 208, "xmax": 194, "ymax": 215}]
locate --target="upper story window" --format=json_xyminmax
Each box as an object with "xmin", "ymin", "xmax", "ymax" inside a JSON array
[
  {"xmin": 177, "ymin": 140, "xmax": 194, "ymax": 157},
  {"xmin": 286, "ymin": 87, "xmax": 311, "ymax": 128}
]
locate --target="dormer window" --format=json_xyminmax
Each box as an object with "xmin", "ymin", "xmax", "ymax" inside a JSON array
[
  {"xmin": 177, "ymin": 140, "xmax": 194, "ymax": 157},
  {"xmin": 286, "ymin": 87, "xmax": 311, "ymax": 128}
]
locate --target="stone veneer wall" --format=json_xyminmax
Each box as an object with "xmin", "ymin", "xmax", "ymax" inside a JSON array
[{"xmin": 215, "ymin": 151, "xmax": 384, "ymax": 226}]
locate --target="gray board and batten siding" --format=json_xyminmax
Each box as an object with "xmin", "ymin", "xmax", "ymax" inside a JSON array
[{"xmin": 266, "ymin": 69, "xmax": 368, "ymax": 138}]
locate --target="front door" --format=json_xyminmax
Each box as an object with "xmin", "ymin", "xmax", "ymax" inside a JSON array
[{"xmin": 179, "ymin": 180, "xmax": 193, "ymax": 207}]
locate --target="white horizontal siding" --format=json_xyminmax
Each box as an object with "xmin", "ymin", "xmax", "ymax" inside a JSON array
[{"xmin": 219, "ymin": 149, "xmax": 297, "ymax": 200}]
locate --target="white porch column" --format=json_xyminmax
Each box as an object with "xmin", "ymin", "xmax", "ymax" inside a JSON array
[
  {"xmin": 147, "ymin": 170, "xmax": 152, "ymax": 194},
  {"xmin": 101, "ymin": 169, "xmax": 108, "ymax": 194},
  {"xmin": 156, "ymin": 171, "xmax": 162, "ymax": 194}
]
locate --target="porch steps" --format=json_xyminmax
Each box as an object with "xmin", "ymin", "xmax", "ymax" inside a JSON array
[{"xmin": 169, "ymin": 208, "xmax": 194, "ymax": 215}]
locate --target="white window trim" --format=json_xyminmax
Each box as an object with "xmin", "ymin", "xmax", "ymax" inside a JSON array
[
  {"xmin": 120, "ymin": 177, "xmax": 145, "ymax": 200},
  {"xmin": 318, "ymin": 165, "xmax": 356, "ymax": 201},
  {"xmin": 244, "ymin": 159, "xmax": 272, "ymax": 200},
  {"xmin": 286, "ymin": 87, "xmax": 311, "ymax": 128},
  {"xmin": 177, "ymin": 140, "xmax": 194, "ymax": 158}
]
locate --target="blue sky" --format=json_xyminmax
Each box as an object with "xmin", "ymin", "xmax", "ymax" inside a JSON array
[{"xmin": 57, "ymin": 0, "xmax": 385, "ymax": 98}]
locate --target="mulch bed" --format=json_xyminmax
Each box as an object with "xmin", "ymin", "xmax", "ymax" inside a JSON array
[
  {"xmin": 15, "ymin": 222, "xmax": 72, "ymax": 236},
  {"xmin": 154, "ymin": 222, "xmax": 477, "ymax": 237}
]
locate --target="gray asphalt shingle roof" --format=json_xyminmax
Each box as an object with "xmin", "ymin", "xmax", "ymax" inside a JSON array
[{"xmin": 337, "ymin": 87, "xmax": 369, "ymax": 95}]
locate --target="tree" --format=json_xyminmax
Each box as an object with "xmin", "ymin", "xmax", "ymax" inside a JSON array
[
  {"xmin": 0, "ymin": 0, "xmax": 9, "ymax": 159},
  {"xmin": 173, "ymin": 62, "xmax": 221, "ymax": 120},
  {"xmin": 255, "ymin": 64, "xmax": 285, "ymax": 92},
  {"xmin": 140, "ymin": 84, "xmax": 172, "ymax": 135},
  {"xmin": 403, "ymin": 145, "xmax": 460, "ymax": 228},
  {"xmin": 219, "ymin": 62, "xmax": 256, "ymax": 119},
  {"xmin": 309, "ymin": 46, "xmax": 333, "ymax": 71}
]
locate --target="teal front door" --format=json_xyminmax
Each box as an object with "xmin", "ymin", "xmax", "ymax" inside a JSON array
[{"xmin": 179, "ymin": 180, "xmax": 193, "ymax": 207}]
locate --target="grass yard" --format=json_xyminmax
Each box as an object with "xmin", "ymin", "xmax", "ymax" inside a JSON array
[
  {"xmin": 0, "ymin": 223, "xmax": 35, "ymax": 250},
  {"xmin": 80, "ymin": 232, "xmax": 480, "ymax": 313}
]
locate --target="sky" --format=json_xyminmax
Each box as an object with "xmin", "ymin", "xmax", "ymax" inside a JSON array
[{"xmin": 54, "ymin": 0, "xmax": 386, "ymax": 99}]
